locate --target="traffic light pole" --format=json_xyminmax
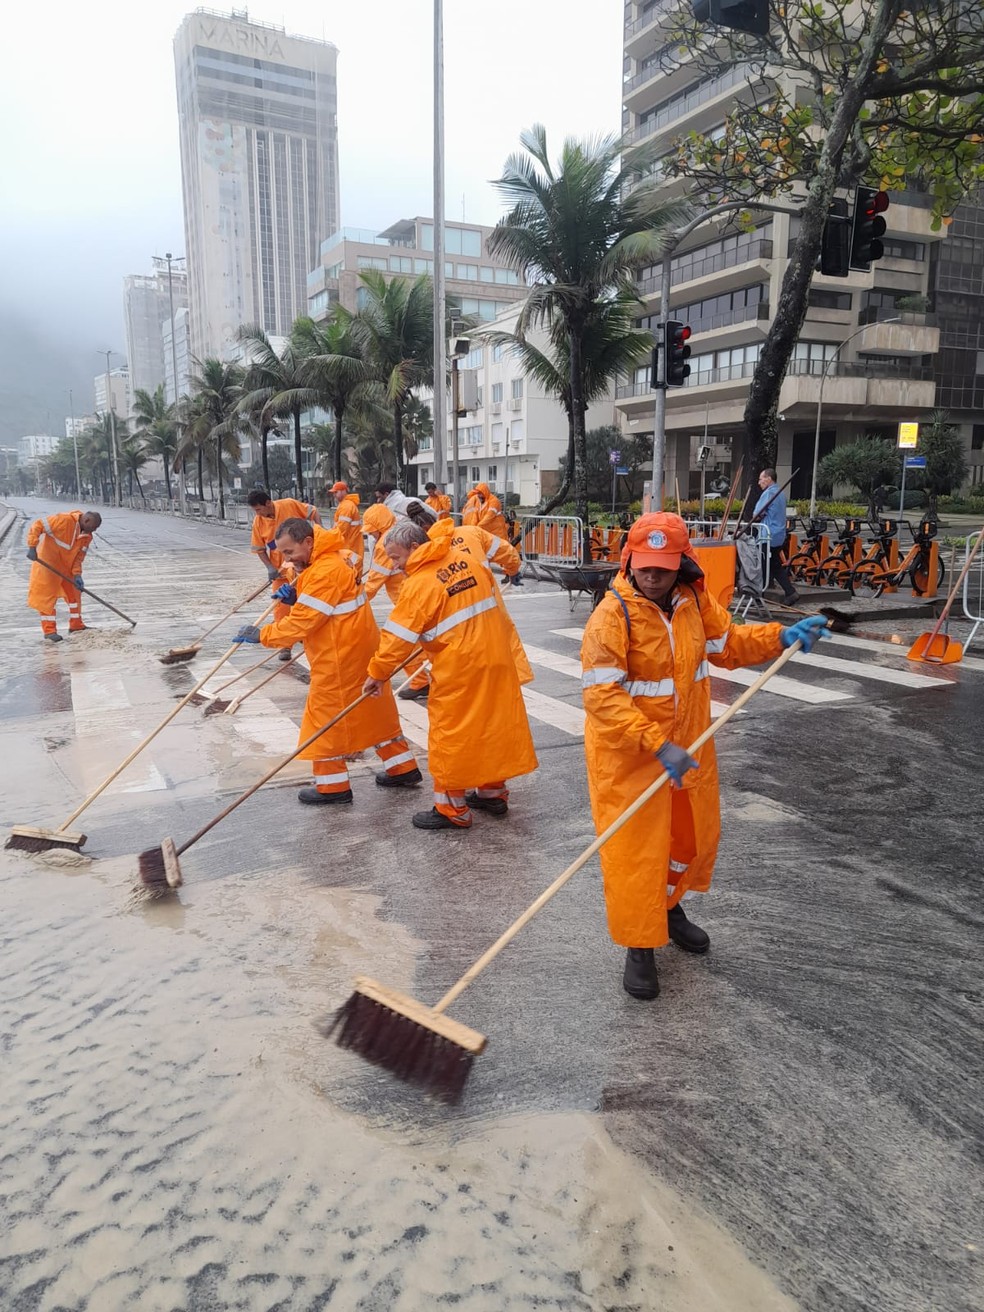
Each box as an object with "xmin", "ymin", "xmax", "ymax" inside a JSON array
[{"xmin": 649, "ymin": 199, "xmax": 797, "ymax": 509}]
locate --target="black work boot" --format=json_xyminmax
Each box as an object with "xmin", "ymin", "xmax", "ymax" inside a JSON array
[
  {"xmin": 375, "ymin": 767, "xmax": 423, "ymax": 788},
  {"xmin": 412, "ymin": 807, "xmax": 471, "ymax": 831},
  {"xmin": 398, "ymin": 684, "xmax": 430, "ymax": 702},
  {"xmin": 464, "ymin": 791, "xmax": 508, "ymax": 816},
  {"xmin": 298, "ymin": 787, "xmax": 353, "ymax": 805},
  {"xmin": 278, "ymin": 647, "xmax": 294, "ymax": 662},
  {"xmin": 622, "ymin": 948, "xmax": 660, "ymax": 999},
  {"xmin": 667, "ymin": 903, "xmax": 710, "ymax": 954},
  {"xmin": 44, "ymin": 633, "xmax": 64, "ymax": 643}
]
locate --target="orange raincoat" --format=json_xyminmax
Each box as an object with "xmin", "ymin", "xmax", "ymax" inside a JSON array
[
  {"xmin": 581, "ymin": 570, "xmax": 783, "ymax": 948},
  {"xmin": 448, "ymin": 523, "xmax": 533, "ymax": 685},
  {"xmin": 258, "ymin": 525, "xmax": 404, "ymax": 760},
  {"xmin": 26, "ymin": 511, "xmax": 95, "ymax": 633},
  {"xmin": 333, "ymin": 492, "xmax": 364, "ymax": 564},
  {"xmin": 424, "ymin": 492, "xmax": 452, "ymax": 520},
  {"xmin": 361, "ymin": 504, "xmax": 402, "ymax": 603},
  {"xmin": 368, "ymin": 519, "xmax": 538, "ymax": 789},
  {"xmin": 251, "ymin": 497, "xmax": 318, "ymax": 622},
  {"xmin": 462, "ymin": 483, "xmax": 508, "ymax": 539}
]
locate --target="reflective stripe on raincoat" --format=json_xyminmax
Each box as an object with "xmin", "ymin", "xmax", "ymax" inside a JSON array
[{"xmin": 581, "ymin": 570, "xmax": 783, "ymax": 948}]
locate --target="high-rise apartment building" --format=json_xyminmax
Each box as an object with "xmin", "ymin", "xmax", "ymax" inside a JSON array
[
  {"xmin": 163, "ymin": 308, "xmax": 192, "ymax": 404},
  {"xmin": 94, "ymin": 367, "xmax": 130, "ymax": 418},
  {"xmin": 173, "ymin": 9, "xmax": 339, "ymax": 361},
  {"xmin": 123, "ymin": 265, "xmax": 189, "ymax": 404},
  {"xmin": 618, "ymin": 1, "xmax": 947, "ymax": 499}
]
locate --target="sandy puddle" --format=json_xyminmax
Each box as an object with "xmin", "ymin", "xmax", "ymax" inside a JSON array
[{"xmin": 0, "ymin": 847, "xmax": 797, "ymax": 1312}]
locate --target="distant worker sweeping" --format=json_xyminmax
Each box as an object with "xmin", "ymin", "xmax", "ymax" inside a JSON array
[
  {"xmin": 580, "ymin": 512, "xmax": 827, "ymax": 1001},
  {"xmin": 248, "ymin": 489, "xmax": 320, "ymax": 661},
  {"xmin": 25, "ymin": 509, "xmax": 102, "ymax": 642}
]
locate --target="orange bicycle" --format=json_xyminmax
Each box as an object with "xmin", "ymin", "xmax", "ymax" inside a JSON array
[
  {"xmin": 814, "ymin": 518, "xmax": 865, "ymax": 588},
  {"xmin": 787, "ymin": 517, "xmax": 831, "ymax": 585},
  {"xmin": 848, "ymin": 519, "xmax": 944, "ymax": 598}
]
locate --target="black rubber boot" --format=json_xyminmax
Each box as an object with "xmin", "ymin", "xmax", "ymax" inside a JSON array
[
  {"xmin": 298, "ymin": 787, "xmax": 353, "ymax": 805},
  {"xmin": 278, "ymin": 647, "xmax": 294, "ymax": 661},
  {"xmin": 398, "ymin": 684, "xmax": 430, "ymax": 702},
  {"xmin": 375, "ymin": 767, "xmax": 423, "ymax": 788},
  {"xmin": 464, "ymin": 791, "xmax": 508, "ymax": 816},
  {"xmin": 44, "ymin": 633, "xmax": 64, "ymax": 643},
  {"xmin": 411, "ymin": 807, "xmax": 470, "ymax": 831},
  {"xmin": 667, "ymin": 903, "xmax": 710, "ymax": 954},
  {"xmin": 623, "ymin": 948, "xmax": 659, "ymax": 999}
]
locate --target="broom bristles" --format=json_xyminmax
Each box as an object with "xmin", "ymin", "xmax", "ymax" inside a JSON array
[
  {"xmin": 202, "ymin": 699, "xmax": 231, "ymax": 716},
  {"xmin": 136, "ymin": 838, "xmax": 182, "ymax": 893},
  {"xmin": 323, "ymin": 978, "xmax": 485, "ymax": 1104},
  {"xmin": 158, "ymin": 645, "xmax": 201, "ymax": 665},
  {"xmin": 5, "ymin": 828, "xmax": 87, "ymax": 853}
]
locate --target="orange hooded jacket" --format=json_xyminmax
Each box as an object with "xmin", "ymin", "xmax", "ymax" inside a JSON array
[
  {"xmin": 26, "ymin": 512, "xmax": 94, "ymax": 613},
  {"xmin": 581, "ymin": 568, "xmax": 783, "ymax": 949},
  {"xmin": 333, "ymin": 492, "xmax": 364, "ymax": 562},
  {"xmin": 250, "ymin": 498, "xmax": 318, "ymax": 574},
  {"xmin": 362, "ymin": 504, "xmax": 403, "ymax": 603},
  {"xmin": 448, "ymin": 523, "xmax": 533, "ymax": 684},
  {"xmin": 424, "ymin": 492, "xmax": 452, "ymax": 520},
  {"xmin": 462, "ymin": 483, "xmax": 508, "ymax": 539},
  {"xmin": 258, "ymin": 525, "xmax": 403, "ymax": 759},
  {"xmin": 368, "ymin": 519, "xmax": 538, "ymax": 789}
]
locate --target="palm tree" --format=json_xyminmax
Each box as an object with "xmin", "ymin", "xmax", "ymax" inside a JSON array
[
  {"xmin": 183, "ymin": 358, "xmax": 244, "ymax": 518},
  {"xmin": 401, "ymin": 394, "xmax": 433, "ymax": 464},
  {"xmin": 132, "ymin": 385, "xmax": 178, "ymax": 499},
  {"xmin": 236, "ymin": 326, "xmax": 320, "ymax": 496},
  {"xmin": 118, "ymin": 433, "xmax": 149, "ymax": 501},
  {"xmin": 347, "ymin": 270, "xmax": 434, "ymax": 489},
  {"xmin": 480, "ymin": 294, "xmax": 652, "ymax": 513},
  {"xmin": 488, "ymin": 124, "xmax": 688, "ymax": 535},
  {"xmin": 83, "ymin": 412, "xmax": 128, "ymax": 503},
  {"xmin": 292, "ymin": 312, "xmax": 372, "ymax": 484}
]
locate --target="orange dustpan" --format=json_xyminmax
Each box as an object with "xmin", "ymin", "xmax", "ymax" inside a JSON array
[{"xmin": 908, "ymin": 524, "xmax": 984, "ymax": 663}]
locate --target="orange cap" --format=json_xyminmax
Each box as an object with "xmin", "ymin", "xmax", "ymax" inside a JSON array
[
  {"xmin": 621, "ymin": 512, "xmax": 692, "ymax": 570},
  {"xmin": 330, "ymin": 480, "xmax": 349, "ymax": 493}
]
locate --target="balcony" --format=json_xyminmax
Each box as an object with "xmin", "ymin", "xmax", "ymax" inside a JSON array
[
  {"xmin": 629, "ymin": 64, "xmax": 753, "ymax": 144},
  {"xmin": 638, "ymin": 240, "xmax": 774, "ymax": 300},
  {"xmin": 690, "ymin": 302, "xmax": 770, "ymax": 337},
  {"xmin": 854, "ymin": 307, "xmax": 939, "ymax": 356},
  {"xmin": 780, "ymin": 358, "xmax": 936, "ymax": 414},
  {"xmin": 623, "ymin": 42, "xmax": 696, "ymax": 111}
]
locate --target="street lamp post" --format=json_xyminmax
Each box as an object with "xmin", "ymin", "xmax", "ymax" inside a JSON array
[
  {"xmin": 807, "ymin": 317, "xmax": 900, "ymax": 517},
  {"xmin": 68, "ymin": 388, "xmax": 82, "ymax": 502},
  {"xmin": 100, "ymin": 348, "xmax": 122, "ymax": 508},
  {"xmin": 431, "ymin": 0, "xmax": 448, "ymax": 492}
]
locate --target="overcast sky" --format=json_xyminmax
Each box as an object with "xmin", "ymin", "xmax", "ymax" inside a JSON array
[{"xmin": 1, "ymin": 0, "xmax": 623, "ymax": 369}]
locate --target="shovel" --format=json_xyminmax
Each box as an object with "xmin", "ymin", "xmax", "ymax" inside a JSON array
[{"xmin": 908, "ymin": 524, "xmax": 984, "ymax": 664}]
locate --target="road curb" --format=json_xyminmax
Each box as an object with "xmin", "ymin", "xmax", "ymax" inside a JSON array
[{"xmin": 0, "ymin": 504, "xmax": 21, "ymax": 547}]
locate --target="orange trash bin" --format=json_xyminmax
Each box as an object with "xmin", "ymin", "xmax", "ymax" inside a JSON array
[{"xmin": 691, "ymin": 539, "xmax": 737, "ymax": 610}]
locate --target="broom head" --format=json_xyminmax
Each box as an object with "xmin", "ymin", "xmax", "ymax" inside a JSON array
[
  {"xmin": 6, "ymin": 825, "xmax": 87, "ymax": 853},
  {"xmin": 158, "ymin": 643, "xmax": 202, "ymax": 665},
  {"xmin": 323, "ymin": 976, "xmax": 486, "ymax": 1105},
  {"xmin": 202, "ymin": 698, "xmax": 231, "ymax": 716},
  {"xmin": 136, "ymin": 836, "xmax": 183, "ymax": 893}
]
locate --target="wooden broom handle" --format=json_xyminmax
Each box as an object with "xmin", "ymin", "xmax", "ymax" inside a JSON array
[
  {"xmin": 57, "ymin": 600, "xmax": 277, "ymax": 831},
  {"xmin": 192, "ymin": 577, "xmax": 275, "ymax": 645},
  {"xmin": 225, "ymin": 651, "xmax": 304, "ymax": 709},
  {"xmin": 433, "ymin": 638, "xmax": 804, "ymax": 1015},
  {"xmin": 210, "ymin": 647, "xmax": 280, "ymax": 695},
  {"xmin": 716, "ymin": 460, "xmax": 743, "ymax": 540},
  {"xmin": 175, "ymin": 649, "xmax": 422, "ymax": 855},
  {"xmin": 34, "ymin": 556, "xmax": 137, "ymax": 626},
  {"xmin": 922, "ymin": 524, "xmax": 984, "ymax": 642}
]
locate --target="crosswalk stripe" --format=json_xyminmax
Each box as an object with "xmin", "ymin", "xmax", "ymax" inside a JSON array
[
  {"xmin": 526, "ymin": 643, "xmax": 729, "ymax": 717},
  {"xmin": 394, "ymin": 697, "xmax": 432, "ymax": 749},
  {"xmin": 709, "ymin": 665, "xmax": 852, "ymax": 704},
  {"xmin": 521, "ymin": 687, "xmax": 585, "ymax": 736},
  {"xmin": 794, "ymin": 649, "xmax": 950, "ymax": 689}
]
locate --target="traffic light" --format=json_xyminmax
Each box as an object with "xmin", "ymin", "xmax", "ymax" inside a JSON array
[
  {"xmin": 850, "ymin": 187, "xmax": 889, "ymax": 271},
  {"xmin": 817, "ymin": 198, "xmax": 850, "ymax": 278},
  {"xmin": 664, "ymin": 321, "xmax": 692, "ymax": 387},
  {"xmin": 692, "ymin": 0, "xmax": 770, "ymax": 37}
]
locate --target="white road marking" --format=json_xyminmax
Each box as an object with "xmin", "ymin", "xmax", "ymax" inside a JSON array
[
  {"xmin": 793, "ymin": 649, "xmax": 951, "ymax": 689},
  {"xmin": 522, "ymin": 644, "xmax": 584, "ymax": 678},
  {"xmin": 709, "ymin": 665, "xmax": 852, "ymax": 704},
  {"xmin": 522, "ymin": 687, "xmax": 585, "ymax": 736},
  {"xmin": 394, "ymin": 697, "xmax": 431, "ymax": 749}
]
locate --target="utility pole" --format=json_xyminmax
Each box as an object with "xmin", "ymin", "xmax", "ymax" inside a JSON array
[
  {"xmin": 68, "ymin": 389, "xmax": 82, "ymax": 502},
  {"xmin": 158, "ymin": 251, "xmax": 187, "ymax": 513},
  {"xmin": 431, "ymin": 0, "xmax": 448, "ymax": 492},
  {"xmin": 100, "ymin": 349, "xmax": 122, "ymax": 508}
]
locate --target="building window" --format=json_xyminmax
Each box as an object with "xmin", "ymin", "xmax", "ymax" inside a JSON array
[
  {"xmin": 492, "ymin": 344, "xmax": 505, "ymax": 363},
  {"xmin": 457, "ymin": 264, "xmax": 479, "ymax": 280},
  {"xmin": 971, "ymin": 425, "xmax": 984, "ymax": 451},
  {"xmin": 476, "ymin": 387, "xmax": 483, "ymax": 407},
  {"xmin": 492, "ymin": 382, "xmax": 503, "ymax": 402},
  {"xmin": 510, "ymin": 378, "xmax": 524, "ymax": 399},
  {"xmin": 487, "ymin": 465, "xmax": 498, "ymax": 481},
  {"xmin": 389, "ymin": 255, "xmax": 413, "ymax": 273},
  {"xmin": 808, "ymin": 289, "xmax": 852, "ymax": 310},
  {"xmin": 358, "ymin": 255, "xmax": 386, "ymax": 270},
  {"xmin": 414, "ymin": 258, "xmax": 432, "ymax": 274},
  {"xmin": 881, "ymin": 239, "xmax": 926, "ymax": 261},
  {"xmin": 510, "ymin": 420, "xmax": 525, "ymax": 442},
  {"xmin": 494, "ymin": 268, "xmax": 519, "ymax": 285},
  {"xmin": 464, "ymin": 346, "xmax": 483, "ymax": 370},
  {"xmin": 471, "ymin": 466, "xmax": 481, "ymax": 481},
  {"xmin": 491, "ymin": 422, "xmax": 504, "ymax": 443},
  {"xmin": 480, "ymin": 266, "xmax": 495, "ymax": 282}
]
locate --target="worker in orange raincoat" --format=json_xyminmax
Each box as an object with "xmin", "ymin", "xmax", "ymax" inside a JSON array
[
  {"xmin": 26, "ymin": 509, "xmax": 102, "ymax": 642},
  {"xmin": 363, "ymin": 517, "xmax": 538, "ymax": 831},
  {"xmin": 580, "ymin": 512, "xmax": 828, "ymax": 1000},
  {"xmin": 462, "ymin": 482, "xmax": 523, "ymax": 586},
  {"xmin": 234, "ymin": 517, "xmax": 420, "ymax": 805},
  {"xmin": 362, "ymin": 502, "xmax": 431, "ymax": 697},
  {"xmin": 248, "ymin": 489, "xmax": 321, "ymax": 661},
  {"xmin": 423, "ymin": 481, "xmax": 452, "ymax": 519},
  {"xmin": 331, "ymin": 481, "xmax": 364, "ymax": 566}
]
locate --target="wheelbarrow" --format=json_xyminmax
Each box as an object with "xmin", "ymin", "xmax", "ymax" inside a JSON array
[{"xmin": 555, "ymin": 561, "xmax": 620, "ymax": 612}]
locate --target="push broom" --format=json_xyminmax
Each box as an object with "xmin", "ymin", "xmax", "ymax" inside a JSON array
[
  {"xmin": 6, "ymin": 600, "xmax": 277, "ymax": 854},
  {"xmin": 32, "ymin": 556, "xmax": 138, "ymax": 627},
  {"xmin": 326, "ymin": 633, "xmax": 820, "ymax": 1104},
  {"xmin": 137, "ymin": 652, "xmax": 421, "ymax": 892},
  {"xmin": 191, "ymin": 648, "xmax": 281, "ymax": 712},
  {"xmin": 159, "ymin": 577, "xmax": 274, "ymax": 664},
  {"xmin": 219, "ymin": 651, "xmax": 304, "ymax": 715}
]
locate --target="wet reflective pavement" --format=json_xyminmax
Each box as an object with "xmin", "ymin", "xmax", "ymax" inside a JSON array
[{"xmin": 1, "ymin": 498, "xmax": 981, "ymax": 1312}]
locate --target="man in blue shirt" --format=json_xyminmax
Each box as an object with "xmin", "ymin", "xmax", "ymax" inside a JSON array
[{"xmin": 754, "ymin": 468, "xmax": 799, "ymax": 605}]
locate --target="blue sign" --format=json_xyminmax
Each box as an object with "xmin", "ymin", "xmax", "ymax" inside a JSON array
[
  {"xmin": 905, "ymin": 456, "xmax": 927, "ymax": 468},
  {"xmin": 616, "ymin": 466, "xmax": 630, "ymax": 475},
  {"xmin": 609, "ymin": 449, "xmax": 621, "ymax": 464}
]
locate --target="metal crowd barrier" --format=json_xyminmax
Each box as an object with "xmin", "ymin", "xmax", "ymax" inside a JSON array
[
  {"xmin": 961, "ymin": 531, "xmax": 984, "ymax": 652},
  {"xmin": 517, "ymin": 514, "xmax": 586, "ymax": 568}
]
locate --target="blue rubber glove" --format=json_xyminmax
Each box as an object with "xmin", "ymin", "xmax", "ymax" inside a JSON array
[
  {"xmin": 266, "ymin": 539, "xmax": 277, "ymax": 552},
  {"xmin": 26, "ymin": 546, "xmax": 38, "ymax": 561},
  {"xmin": 74, "ymin": 575, "xmax": 85, "ymax": 590},
  {"xmin": 657, "ymin": 742, "xmax": 698, "ymax": 786},
  {"xmin": 273, "ymin": 582, "xmax": 297, "ymax": 605},
  {"xmin": 233, "ymin": 625, "xmax": 261, "ymax": 644},
  {"xmin": 265, "ymin": 563, "xmax": 280, "ymax": 582},
  {"xmin": 780, "ymin": 615, "xmax": 828, "ymax": 653}
]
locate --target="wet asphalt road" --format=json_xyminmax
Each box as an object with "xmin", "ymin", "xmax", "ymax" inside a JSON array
[{"xmin": 1, "ymin": 497, "xmax": 982, "ymax": 1312}]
